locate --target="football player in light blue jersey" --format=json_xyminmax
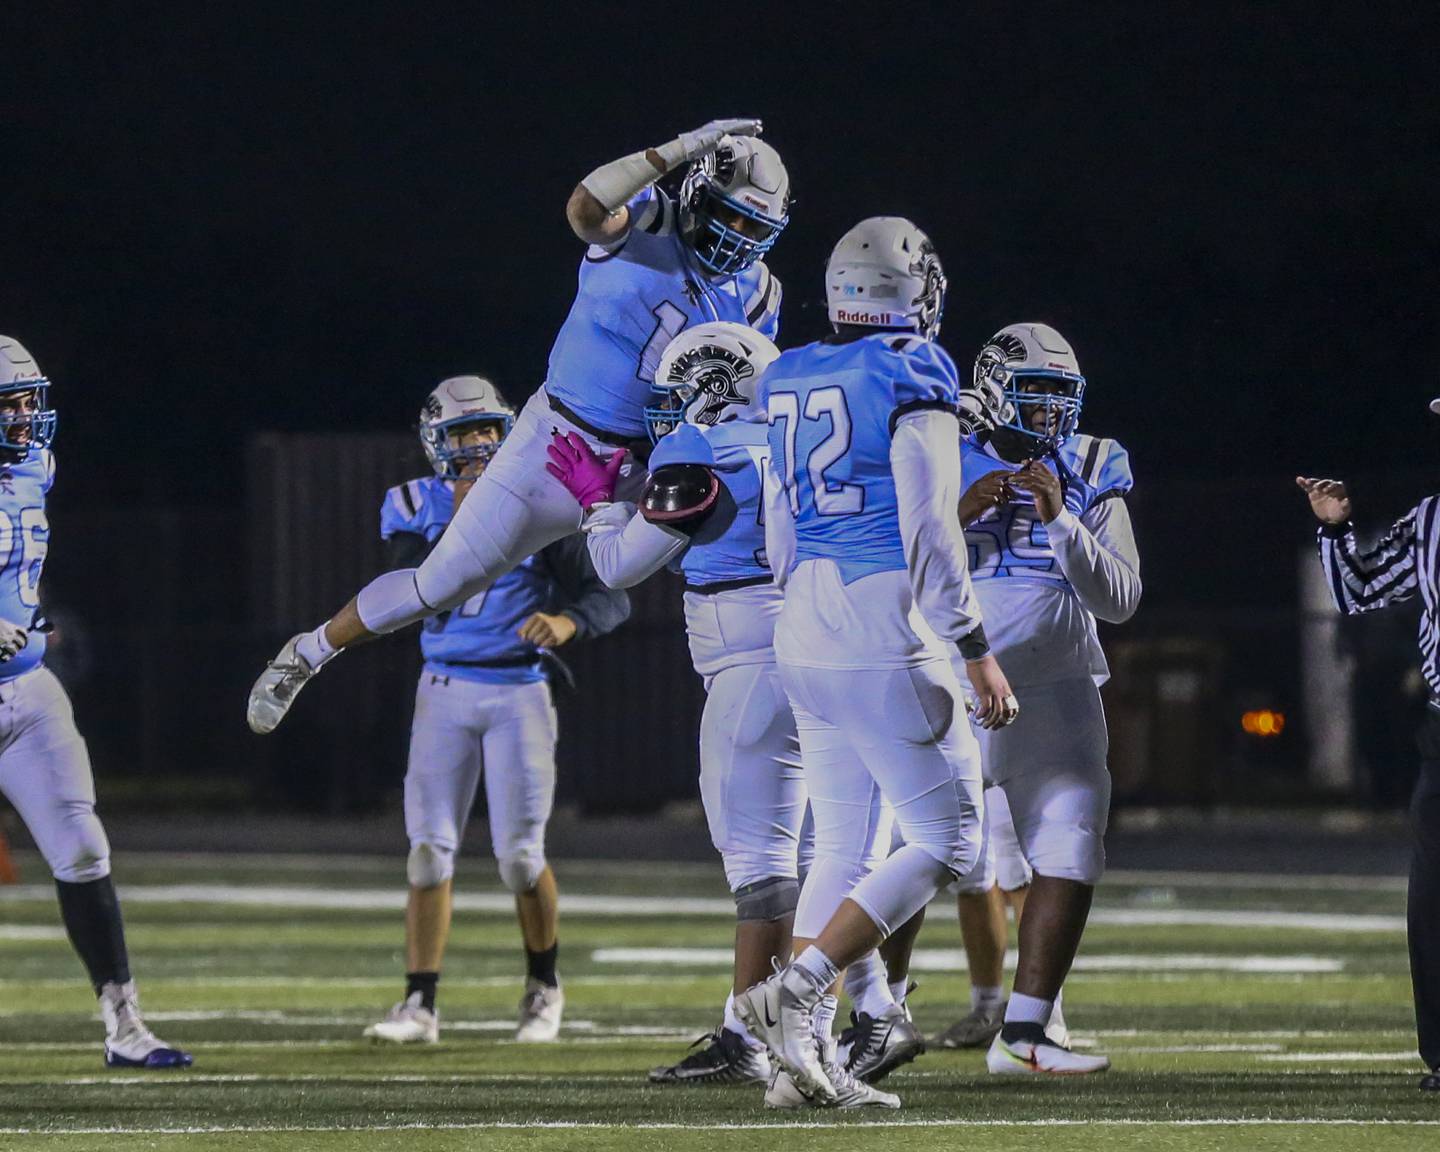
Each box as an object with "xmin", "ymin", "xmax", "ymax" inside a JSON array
[
  {"xmin": 362, "ymin": 377, "xmax": 629, "ymax": 1048},
  {"xmin": 0, "ymin": 336, "xmax": 191, "ymax": 1069},
  {"xmin": 932, "ymin": 323, "xmax": 1140, "ymax": 1076},
  {"xmin": 249, "ymin": 118, "xmax": 788, "ymax": 738},
  {"xmin": 732, "ymin": 219, "xmax": 1019, "ymax": 1108},
  {"xmin": 547, "ymin": 323, "xmax": 807, "ymax": 1088}
]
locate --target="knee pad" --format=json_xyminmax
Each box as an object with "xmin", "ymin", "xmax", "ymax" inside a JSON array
[
  {"xmin": 1029, "ymin": 830, "xmax": 1106, "ymax": 886},
  {"xmin": 406, "ymin": 841, "xmax": 455, "ymax": 889},
  {"xmin": 497, "ymin": 847, "xmax": 546, "ymax": 894},
  {"xmin": 48, "ymin": 813, "xmax": 111, "ymax": 884},
  {"xmin": 734, "ymin": 876, "xmax": 799, "ymax": 923},
  {"xmin": 357, "ymin": 569, "xmax": 433, "ymax": 635}
]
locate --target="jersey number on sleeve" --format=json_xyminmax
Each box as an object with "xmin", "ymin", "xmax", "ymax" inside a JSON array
[{"xmin": 767, "ymin": 387, "xmax": 863, "ymax": 517}]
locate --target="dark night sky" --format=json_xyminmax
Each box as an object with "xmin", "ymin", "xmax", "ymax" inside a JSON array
[{"xmin": 3, "ymin": 4, "xmax": 1439, "ymax": 506}]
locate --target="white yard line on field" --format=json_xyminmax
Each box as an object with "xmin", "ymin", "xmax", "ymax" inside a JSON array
[
  {"xmin": 0, "ymin": 883, "xmax": 1403, "ymax": 931},
  {"xmin": 1, "ymin": 1119, "xmax": 1437, "ymax": 1135},
  {"xmin": 0, "ymin": 926, "xmax": 64, "ymax": 941},
  {"xmin": 1258, "ymin": 1051, "xmax": 1422, "ymax": 1062},
  {"xmin": 590, "ymin": 948, "xmax": 1346, "ymax": 974}
]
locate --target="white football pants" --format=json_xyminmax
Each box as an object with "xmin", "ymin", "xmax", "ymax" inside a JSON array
[
  {"xmin": 952, "ymin": 784, "xmax": 1033, "ymax": 895},
  {"xmin": 359, "ymin": 386, "xmax": 645, "ymax": 632},
  {"xmin": 972, "ymin": 676, "xmax": 1111, "ymax": 886},
  {"xmin": 404, "ymin": 674, "xmax": 558, "ymax": 893},
  {"xmin": 699, "ymin": 662, "xmax": 806, "ymax": 893},
  {"xmin": 0, "ymin": 667, "xmax": 110, "ymax": 883}
]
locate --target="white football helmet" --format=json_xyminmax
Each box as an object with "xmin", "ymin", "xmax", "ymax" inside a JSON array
[
  {"xmin": 825, "ymin": 217, "xmax": 947, "ymax": 339},
  {"xmin": 972, "ymin": 323, "xmax": 1086, "ymax": 456},
  {"xmin": 680, "ymin": 136, "xmax": 790, "ymax": 277},
  {"xmin": 418, "ymin": 375, "xmax": 515, "ymax": 480},
  {"xmin": 646, "ymin": 321, "xmax": 780, "ymax": 443},
  {"xmin": 0, "ymin": 336, "xmax": 57, "ymax": 461}
]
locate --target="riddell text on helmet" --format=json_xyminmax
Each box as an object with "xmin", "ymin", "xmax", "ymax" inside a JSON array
[{"xmin": 835, "ymin": 308, "xmax": 899, "ymax": 325}]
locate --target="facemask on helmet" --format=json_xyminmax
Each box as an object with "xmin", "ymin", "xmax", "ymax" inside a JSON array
[
  {"xmin": 418, "ymin": 375, "xmax": 515, "ymax": 481},
  {"xmin": 0, "ymin": 337, "xmax": 57, "ymax": 463},
  {"xmin": 680, "ymin": 136, "xmax": 790, "ymax": 277},
  {"xmin": 825, "ymin": 217, "xmax": 947, "ymax": 339},
  {"xmin": 972, "ymin": 323, "xmax": 1085, "ymax": 458},
  {"xmin": 645, "ymin": 321, "xmax": 780, "ymax": 443}
]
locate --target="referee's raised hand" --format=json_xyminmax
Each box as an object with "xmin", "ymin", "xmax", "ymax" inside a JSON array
[{"xmin": 1296, "ymin": 476, "xmax": 1352, "ymax": 525}]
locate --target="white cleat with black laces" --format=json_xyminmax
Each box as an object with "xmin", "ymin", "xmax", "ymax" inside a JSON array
[
  {"xmin": 986, "ymin": 1024, "xmax": 1110, "ymax": 1075},
  {"xmin": 734, "ymin": 966, "xmax": 836, "ymax": 1103},
  {"xmin": 515, "ymin": 978, "xmax": 564, "ymax": 1042},
  {"xmin": 247, "ymin": 633, "xmax": 321, "ymax": 734},
  {"xmin": 363, "ymin": 992, "xmax": 439, "ymax": 1044},
  {"xmin": 837, "ymin": 1002, "xmax": 925, "ymax": 1084},
  {"xmin": 765, "ymin": 1039, "xmax": 900, "ymax": 1109},
  {"xmin": 648, "ymin": 1027, "xmax": 770, "ymax": 1085}
]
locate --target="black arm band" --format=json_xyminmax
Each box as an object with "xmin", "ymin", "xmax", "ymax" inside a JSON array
[
  {"xmin": 957, "ymin": 624, "xmax": 990, "ymax": 662},
  {"xmin": 1319, "ymin": 521, "xmax": 1352, "ymax": 540}
]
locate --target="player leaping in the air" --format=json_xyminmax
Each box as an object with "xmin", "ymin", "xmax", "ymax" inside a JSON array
[
  {"xmin": 362, "ymin": 377, "xmax": 628, "ymax": 1047},
  {"xmin": 0, "ymin": 337, "xmax": 191, "ymax": 1069},
  {"xmin": 545, "ymin": 322, "xmax": 806, "ymax": 1088},
  {"xmin": 247, "ymin": 119, "xmax": 787, "ymax": 732},
  {"xmin": 732, "ymin": 219, "xmax": 1018, "ymax": 1108},
  {"xmin": 934, "ymin": 324, "xmax": 1141, "ymax": 1074}
]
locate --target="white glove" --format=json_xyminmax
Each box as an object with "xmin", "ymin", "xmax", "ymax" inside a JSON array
[
  {"xmin": 655, "ymin": 118, "xmax": 763, "ymax": 168},
  {"xmin": 0, "ymin": 620, "xmax": 29, "ymax": 664}
]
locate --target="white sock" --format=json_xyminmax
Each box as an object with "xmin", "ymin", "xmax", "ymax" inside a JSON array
[
  {"xmin": 294, "ymin": 623, "xmax": 337, "ymax": 669},
  {"xmin": 971, "ymin": 984, "xmax": 1004, "ymax": 1013},
  {"xmin": 889, "ymin": 979, "xmax": 909, "ymax": 1006},
  {"xmin": 792, "ymin": 946, "xmax": 840, "ymax": 993},
  {"xmin": 723, "ymin": 991, "xmax": 762, "ymax": 1049},
  {"xmin": 1048, "ymin": 989, "xmax": 1067, "ymax": 1030},
  {"xmin": 1004, "ymin": 991, "xmax": 1053, "ymax": 1028},
  {"xmin": 842, "ymin": 951, "xmax": 895, "ymax": 1017},
  {"xmin": 811, "ymin": 993, "xmax": 838, "ymax": 1041}
]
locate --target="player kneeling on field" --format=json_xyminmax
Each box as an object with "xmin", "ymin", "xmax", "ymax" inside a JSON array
[
  {"xmin": 0, "ymin": 337, "xmax": 190, "ymax": 1069},
  {"xmin": 362, "ymin": 378, "xmax": 629, "ymax": 1045}
]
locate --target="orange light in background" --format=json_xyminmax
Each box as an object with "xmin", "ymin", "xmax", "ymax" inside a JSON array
[{"xmin": 1241, "ymin": 710, "xmax": 1286, "ymax": 738}]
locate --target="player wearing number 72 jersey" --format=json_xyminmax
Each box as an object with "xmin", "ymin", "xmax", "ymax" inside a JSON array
[
  {"xmin": 733, "ymin": 219, "xmax": 1018, "ymax": 1107},
  {"xmin": 248, "ymin": 117, "xmax": 785, "ymax": 735},
  {"xmin": 363, "ymin": 377, "xmax": 630, "ymax": 1048},
  {"xmin": 0, "ymin": 336, "xmax": 190, "ymax": 1068}
]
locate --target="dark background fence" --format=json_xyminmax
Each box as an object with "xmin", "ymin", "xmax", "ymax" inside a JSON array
[{"xmin": 28, "ymin": 432, "xmax": 1432, "ymax": 819}]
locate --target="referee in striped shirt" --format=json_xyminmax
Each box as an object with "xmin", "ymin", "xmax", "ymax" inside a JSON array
[{"xmin": 1299, "ymin": 446, "xmax": 1440, "ymax": 1093}]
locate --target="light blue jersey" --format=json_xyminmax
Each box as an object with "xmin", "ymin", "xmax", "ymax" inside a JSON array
[
  {"xmin": 546, "ymin": 187, "xmax": 782, "ymax": 438},
  {"xmin": 961, "ymin": 434, "xmax": 1134, "ymax": 586},
  {"xmin": 381, "ymin": 477, "xmax": 556, "ymax": 685},
  {"xmin": 0, "ymin": 449, "xmax": 52, "ymax": 682},
  {"xmin": 647, "ymin": 420, "xmax": 770, "ymax": 589},
  {"xmin": 762, "ymin": 334, "xmax": 961, "ymax": 584}
]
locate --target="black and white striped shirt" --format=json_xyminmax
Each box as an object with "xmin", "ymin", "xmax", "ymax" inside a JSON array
[{"xmin": 1318, "ymin": 496, "xmax": 1440, "ymax": 699}]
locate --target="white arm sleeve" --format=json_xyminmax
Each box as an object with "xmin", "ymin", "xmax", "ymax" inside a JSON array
[
  {"xmin": 1045, "ymin": 498, "xmax": 1143, "ymax": 623},
  {"xmin": 891, "ymin": 409, "xmax": 985, "ymax": 648},
  {"xmin": 762, "ymin": 454, "xmax": 797, "ymax": 591},
  {"xmin": 581, "ymin": 502, "xmax": 690, "ymax": 590}
]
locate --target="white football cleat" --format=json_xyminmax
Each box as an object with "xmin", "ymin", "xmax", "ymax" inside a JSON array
[
  {"xmin": 515, "ymin": 978, "xmax": 563, "ymax": 1042},
  {"xmin": 100, "ymin": 981, "xmax": 193, "ymax": 1069},
  {"xmin": 765, "ymin": 1040, "xmax": 900, "ymax": 1109},
  {"xmin": 986, "ymin": 1029, "xmax": 1110, "ymax": 1075},
  {"xmin": 247, "ymin": 633, "xmax": 320, "ymax": 734},
  {"xmin": 363, "ymin": 993, "xmax": 439, "ymax": 1044},
  {"xmin": 733, "ymin": 966, "xmax": 835, "ymax": 1103}
]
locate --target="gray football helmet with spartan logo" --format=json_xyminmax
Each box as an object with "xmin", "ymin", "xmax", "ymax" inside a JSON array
[{"xmin": 645, "ymin": 321, "xmax": 780, "ymax": 443}]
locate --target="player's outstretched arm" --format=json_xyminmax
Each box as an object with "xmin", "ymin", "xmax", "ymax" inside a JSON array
[
  {"xmin": 566, "ymin": 118, "xmax": 763, "ymax": 246},
  {"xmin": 1298, "ymin": 476, "xmax": 1421, "ymax": 615}
]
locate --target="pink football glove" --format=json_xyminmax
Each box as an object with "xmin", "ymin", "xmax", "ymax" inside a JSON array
[{"xmin": 545, "ymin": 431, "xmax": 627, "ymax": 510}]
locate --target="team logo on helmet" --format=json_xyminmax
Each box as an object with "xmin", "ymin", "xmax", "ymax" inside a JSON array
[
  {"xmin": 975, "ymin": 331, "xmax": 1028, "ymax": 381},
  {"xmin": 665, "ymin": 344, "xmax": 754, "ymax": 427}
]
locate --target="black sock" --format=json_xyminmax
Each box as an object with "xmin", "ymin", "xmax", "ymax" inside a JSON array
[
  {"xmin": 55, "ymin": 876, "xmax": 131, "ymax": 994},
  {"xmin": 526, "ymin": 942, "xmax": 559, "ymax": 988},
  {"xmin": 406, "ymin": 971, "xmax": 439, "ymax": 1013},
  {"xmin": 1000, "ymin": 1020, "xmax": 1049, "ymax": 1045}
]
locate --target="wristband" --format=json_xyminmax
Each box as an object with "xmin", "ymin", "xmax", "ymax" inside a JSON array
[
  {"xmin": 958, "ymin": 624, "xmax": 990, "ymax": 662},
  {"xmin": 581, "ymin": 150, "xmax": 664, "ymax": 214}
]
